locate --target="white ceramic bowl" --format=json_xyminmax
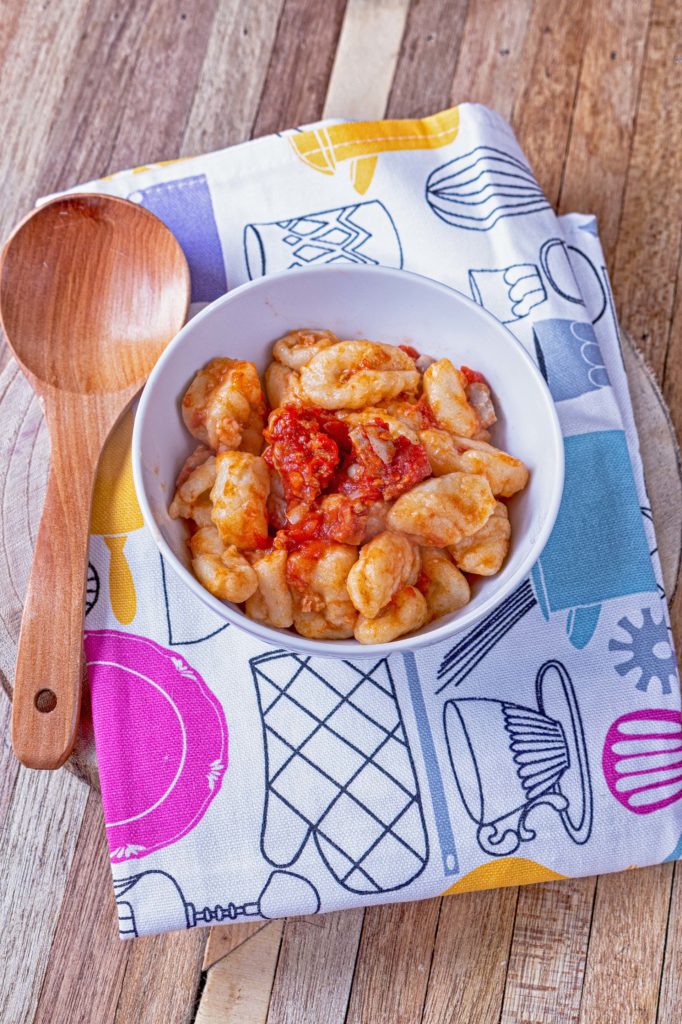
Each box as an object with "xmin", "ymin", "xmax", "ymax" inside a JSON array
[{"xmin": 133, "ymin": 265, "xmax": 564, "ymax": 658}]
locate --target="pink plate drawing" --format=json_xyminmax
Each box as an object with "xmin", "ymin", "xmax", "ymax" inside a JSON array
[{"xmin": 85, "ymin": 630, "xmax": 228, "ymax": 862}]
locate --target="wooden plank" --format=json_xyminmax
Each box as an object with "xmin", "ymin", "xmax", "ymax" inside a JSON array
[
  {"xmin": 0, "ymin": 767, "xmax": 89, "ymax": 1024},
  {"xmin": 578, "ymin": 864, "xmax": 673, "ymax": 1024},
  {"xmin": 345, "ymin": 898, "xmax": 441, "ymax": 1024},
  {"xmin": 0, "ymin": 0, "xmax": 91, "ymax": 237},
  {"xmin": 323, "ymin": 0, "xmax": 411, "ymax": 120},
  {"xmin": 421, "ymin": 888, "xmax": 518, "ymax": 1024},
  {"xmin": 387, "ymin": 0, "xmax": 469, "ymax": 118},
  {"xmin": 656, "ymin": 863, "xmax": 682, "ymax": 1024},
  {"xmin": 33, "ymin": 0, "xmax": 219, "ymax": 198},
  {"xmin": 183, "ymin": 0, "xmax": 286, "ymax": 153},
  {"xmin": 203, "ymin": 921, "xmax": 270, "ymax": 971},
  {"xmin": 252, "ymin": 0, "xmax": 349, "ymax": 137},
  {"xmin": 510, "ymin": 0, "xmax": 589, "ymax": 205},
  {"xmin": 448, "ymin": 0, "xmax": 533, "ymax": 122},
  {"xmin": 32, "ymin": 790, "xmax": 129, "ymax": 1024},
  {"xmin": 266, "ymin": 909, "xmax": 364, "ymax": 1024},
  {"xmin": 607, "ymin": 0, "xmax": 682, "ymax": 381},
  {"xmin": 559, "ymin": 0, "xmax": 653, "ymax": 261},
  {"xmin": 196, "ymin": 921, "xmax": 285, "ymax": 1024},
  {"xmin": 113, "ymin": 927, "xmax": 207, "ymax": 1024},
  {"xmin": 500, "ymin": 878, "xmax": 597, "ymax": 1024}
]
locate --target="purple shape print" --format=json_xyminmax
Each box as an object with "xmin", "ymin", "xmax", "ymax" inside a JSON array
[
  {"xmin": 128, "ymin": 174, "xmax": 227, "ymax": 303},
  {"xmin": 85, "ymin": 630, "xmax": 228, "ymax": 863},
  {"xmin": 603, "ymin": 709, "xmax": 682, "ymax": 814}
]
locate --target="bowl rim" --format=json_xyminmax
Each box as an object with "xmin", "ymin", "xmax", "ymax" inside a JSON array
[{"xmin": 132, "ymin": 263, "xmax": 565, "ymax": 659}]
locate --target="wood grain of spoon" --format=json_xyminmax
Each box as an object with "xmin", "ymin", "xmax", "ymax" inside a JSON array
[{"xmin": 0, "ymin": 193, "xmax": 190, "ymax": 769}]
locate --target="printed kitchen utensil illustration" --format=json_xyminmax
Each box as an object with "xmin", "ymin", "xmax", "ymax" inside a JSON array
[{"xmin": 59, "ymin": 102, "xmax": 680, "ymax": 938}]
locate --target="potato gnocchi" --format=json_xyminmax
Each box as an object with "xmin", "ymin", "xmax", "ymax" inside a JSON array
[{"xmin": 170, "ymin": 330, "xmax": 530, "ymax": 643}]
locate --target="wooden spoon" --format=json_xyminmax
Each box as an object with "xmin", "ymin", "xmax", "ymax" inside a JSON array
[{"xmin": 0, "ymin": 193, "xmax": 190, "ymax": 769}]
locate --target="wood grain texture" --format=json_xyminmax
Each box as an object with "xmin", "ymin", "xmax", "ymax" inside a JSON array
[
  {"xmin": 656, "ymin": 864, "xmax": 682, "ymax": 1024},
  {"xmin": 345, "ymin": 898, "xmax": 441, "ymax": 1024},
  {"xmin": 323, "ymin": 0, "xmax": 411, "ymax": 120},
  {"xmin": 267, "ymin": 910, "xmax": 364, "ymax": 1024},
  {"xmin": 196, "ymin": 922, "xmax": 285, "ymax": 1024},
  {"xmin": 0, "ymin": 1, "xmax": 681, "ymax": 1022},
  {"xmin": 32, "ymin": 791, "xmax": 129, "ymax": 1024},
  {"xmin": 578, "ymin": 865, "xmax": 673, "ymax": 1024},
  {"xmin": 0, "ymin": 766, "xmax": 89, "ymax": 1024},
  {"xmin": 1, "ymin": 194, "xmax": 189, "ymax": 768},
  {"xmin": 252, "ymin": 0, "xmax": 349, "ymax": 137},
  {"xmin": 421, "ymin": 888, "xmax": 518, "ymax": 1024},
  {"xmin": 559, "ymin": 0, "xmax": 652, "ymax": 259},
  {"xmin": 387, "ymin": 0, "xmax": 469, "ymax": 118},
  {"xmin": 500, "ymin": 878, "xmax": 597, "ymax": 1024},
  {"xmin": 608, "ymin": 0, "xmax": 682, "ymax": 381}
]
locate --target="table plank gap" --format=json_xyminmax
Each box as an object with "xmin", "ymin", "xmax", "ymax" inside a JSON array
[
  {"xmin": 344, "ymin": 897, "xmax": 441, "ymax": 1024},
  {"xmin": 500, "ymin": 877, "xmax": 597, "ymax": 1024},
  {"xmin": 421, "ymin": 887, "xmax": 518, "ymax": 1024},
  {"xmin": 32, "ymin": 789, "xmax": 130, "ymax": 1024},
  {"xmin": 608, "ymin": 0, "xmax": 682, "ymax": 380},
  {"xmin": 266, "ymin": 908, "xmax": 364, "ymax": 1024},
  {"xmin": 656, "ymin": 862, "xmax": 682, "ymax": 1024},
  {"xmin": 324, "ymin": 0, "xmax": 411, "ymax": 121},
  {"xmin": 578, "ymin": 864, "xmax": 673, "ymax": 1024},
  {"xmin": 195, "ymin": 920, "xmax": 285, "ymax": 1024},
  {"xmin": 558, "ymin": 0, "xmax": 653, "ymax": 264},
  {"xmin": 252, "ymin": 0, "xmax": 349, "ymax": 138}
]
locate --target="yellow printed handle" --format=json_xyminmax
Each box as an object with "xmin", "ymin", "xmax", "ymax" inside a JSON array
[
  {"xmin": 104, "ymin": 535, "xmax": 137, "ymax": 625},
  {"xmin": 289, "ymin": 107, "xmax": 460, "ymax": 193}
]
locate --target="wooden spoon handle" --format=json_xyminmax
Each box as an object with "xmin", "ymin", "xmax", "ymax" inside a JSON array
[{"xmin": 11, "ymin": 395, "xmax": 110, "ymax": 769}]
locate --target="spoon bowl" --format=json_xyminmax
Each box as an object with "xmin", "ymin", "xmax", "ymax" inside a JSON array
[{"xmin": 0, "ymin": 193, "xmax": 190, "ymax": 768}]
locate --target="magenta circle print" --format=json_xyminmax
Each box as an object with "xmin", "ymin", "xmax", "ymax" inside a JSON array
[{"xmin": 85, "ymin": 630, "xmax": 228, "ymax": 862}]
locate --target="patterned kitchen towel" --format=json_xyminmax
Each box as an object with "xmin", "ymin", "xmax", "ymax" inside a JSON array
[{"xmin": 61, "ymin": 104, "xmax": 682, "ymax": 938}]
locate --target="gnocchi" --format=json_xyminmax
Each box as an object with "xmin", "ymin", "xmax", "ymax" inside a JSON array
[
  {"xmin": 449, "ymin": 501, "xmax": 511, "ymax": 575},
  {"xmin": 170, "ymin": 332, "xmax": 529, "ymax": 643},
  {"xmin": 347, "ymin": 531, "xmax": 420, "ymax": 619},
  {"xmin": 182, "ymin": 357, "xmax": 265, "ymax": 451},
  {"xmin": 387, "ymin": 472, "xmax": 496, "ymax": 547},
  {"xmin": 354, "ymin": 585, "xmax": 428, "ymax": 644},
  {"xmin": 420, "ymin": 429, "xmax": 529, "ymax": 497},
  {"xmin": 210, "ymin": 451, "xmax": 270, "ymax": 549},
  {"xmin": 300, "ymin": 340, "xmax": 420, "ymax": 409},
  {"xmin": 189, "ymin": 526, "xmax": 258, "ymax": 603}
]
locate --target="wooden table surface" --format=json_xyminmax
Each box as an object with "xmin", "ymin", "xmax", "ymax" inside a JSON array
[{"xmin": 1, "ymin": 1, "xmax": 682, "ymax": 1022}]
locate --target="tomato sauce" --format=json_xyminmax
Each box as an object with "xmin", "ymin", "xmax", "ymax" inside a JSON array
[
  {"xmin": 263, "ymin": 405, "xmax": 349, "ymax": 504},
  {"xmin": 460, "ymin": 365, "xmax": 487, "ymax": 386}
]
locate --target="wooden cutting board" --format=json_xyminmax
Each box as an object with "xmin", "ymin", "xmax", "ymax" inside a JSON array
[{"xmin": 0, "ymin": 330, "xmax": 679, "ymax": 792}]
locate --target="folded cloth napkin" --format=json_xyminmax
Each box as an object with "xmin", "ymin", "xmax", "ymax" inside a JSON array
[{"xmin": 63, "ymin": 103, "xmax": 682, "ymax": 938}]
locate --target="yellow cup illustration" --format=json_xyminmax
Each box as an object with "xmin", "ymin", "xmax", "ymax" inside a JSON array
[
  {"xmin": 289, "ymin": 107, "xmax": 460, "ymax": 194},
  {"xmin": 91, "ymin": 409, "xmax": 142, "ymax": 624}
]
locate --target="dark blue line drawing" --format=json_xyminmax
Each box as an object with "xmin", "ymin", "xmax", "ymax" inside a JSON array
[
  {"xmin": 468, "ymin": 264, "xmax": 546, "ymax": 323},
  {"xmin": 426, "ymin": 145, "xmax": 551, "ymax": 231},
  {"xmin": 114, "ymin": 868, "xmax": 320, "ymax": 938},
  {"xmin": 159, "ymin": 554, "xmax": 229, "ymax": 646},
  {"xmin": 438, "ymin": 429, "xmax": 659, "ymax": 688},
  {"xmin": 443, "ymin": 660, "xmax": 592, "ymax": 856},
  {"xmin": 540, "ymin": 238, "xmax": 607, "ymax": 323},
  {"xmin": 128, "ymin": 174, "xmax": 227, "ymax": 303},
  {"xmin": 609, "ymin": 607, "xmax": 677, "ymax": 695},
  {"xmin": 250, "ymin": 651, "xmax": 428, "ymax": 895},
  {"xmin": 533, "ymin": 319, "xmax": 610, "ymax": 402},
  {"xmin": 403, "ymin": 651, "xmax": 459, "ymax": 876},
  {"xmin": 244, "ymin": 200, "xmax": 403, "ymax": 279},
  {"xmin": 437, "ymin": 580, "xmax": 537, "ymax": 691},
  {"xmin": 86, "ymin": 561, "xmax": 100, "ymax": 616}
]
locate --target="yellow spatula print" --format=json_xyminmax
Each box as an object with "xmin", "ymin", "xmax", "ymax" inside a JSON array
[
  {"xmin": 91, "ymin": 409, "xmax": 142, "ymax": 624},
  {"xmin": 289, "ymin": 107, "xmax": 460, "ymax": 194}
]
